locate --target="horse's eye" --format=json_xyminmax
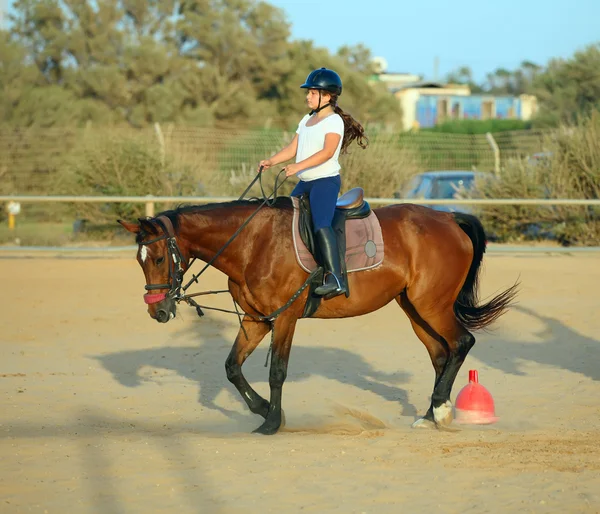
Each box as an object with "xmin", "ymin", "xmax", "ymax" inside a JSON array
[{"xmin": 156, "ymin": 257, "xmax": 165, "ymax": 266}]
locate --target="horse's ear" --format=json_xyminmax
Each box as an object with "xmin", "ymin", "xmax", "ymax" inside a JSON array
[{"xmin": 118, "ymin": 220, "xmax": 140, "ymax": 234}]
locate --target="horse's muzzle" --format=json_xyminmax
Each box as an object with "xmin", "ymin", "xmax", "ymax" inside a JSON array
[
  {"xmin": 155, "ymin": 308, "xmax": 171, "ymax": 323},
  {"xmin": 145, "ymin": 294, "xmax": 176, "ymax": 323}
]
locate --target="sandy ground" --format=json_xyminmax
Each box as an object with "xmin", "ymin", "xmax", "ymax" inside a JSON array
[{"xmin": 1, "ymin": 250, "xmax": 600, "ymax": 513}]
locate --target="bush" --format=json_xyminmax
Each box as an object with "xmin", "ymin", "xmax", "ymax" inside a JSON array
[
  {"xmin": 60, "ymin": 132, "xmax": 198, "ymax": 224},
  {"xmin": 476, "ymin": 113, "xmax": 600, "ymax": 245}
]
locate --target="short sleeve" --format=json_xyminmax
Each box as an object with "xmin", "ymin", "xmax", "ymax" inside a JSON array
[
  {"xmin": 325, "ymin": 114, "xmax": 344, "ymax": 136},
  {"xmin": 296, "ymin": 114, "xmax": 310, "ymax": 134}
]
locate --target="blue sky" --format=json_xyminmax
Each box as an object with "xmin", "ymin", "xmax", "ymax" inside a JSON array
[
  {"xmin": 3, "ymin": 0, "xmax": 598, "ymax": 83},
  {"xmin": 269, "ymin": 0, "xmax": 599, "ymax": 82}
]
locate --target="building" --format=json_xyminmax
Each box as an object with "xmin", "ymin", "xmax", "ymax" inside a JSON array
[
  {"xmin": 394, "ymin": 83, "xmax": 538, "ymax": 131},
  {"xmin": 368, "ymin": 58, "xmax": 538, "ymax": 131}
]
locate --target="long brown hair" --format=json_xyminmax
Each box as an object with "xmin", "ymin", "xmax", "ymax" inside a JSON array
[{"xmin": 330, "ymin": 94, "xmax": 369, "ymax": 154}]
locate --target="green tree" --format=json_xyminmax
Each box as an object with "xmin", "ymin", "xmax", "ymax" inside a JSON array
[
  {"xmin": 6, "ymin": 0, "xmax": 401, "ymax": 128},
  {"xmin": 172, "ymin": 0, "xmax": 293, "ymax": 123},
  {"xmin": 446, "ymin": 65, "xmax": 484, "ymax": 93},
  {"xmin": 337, "ymin": 43, "xmax": 375, "ymax": 74},
  {"xmin": 0, "ymin": 29, "xmax": 39, "ymax": 123},
  {"xmin": 533, "ymin": 43, "xmax": 600, "ymax": 125}
]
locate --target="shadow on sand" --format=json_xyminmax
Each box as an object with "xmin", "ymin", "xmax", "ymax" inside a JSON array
[
  {"xmin": 472, "ymin": 305, "xmax": 600, "ymax": 381},
  {"xmin": 93, "ymin": 317, "xmax": 417, "ymax": 429}
]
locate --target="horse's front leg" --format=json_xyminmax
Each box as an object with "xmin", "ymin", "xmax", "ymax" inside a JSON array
[
  {"xmin": 254, "ymin": 314, "xmax": 298, "ymax": 435},
  {"xmin": 225, "ymin": 316, "xmax": 272, "ymax": 418}
]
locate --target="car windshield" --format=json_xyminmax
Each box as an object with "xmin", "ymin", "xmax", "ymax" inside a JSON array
[
  {"xmin": 436, "ymin": 177, "xmax": 473, "ymax": 199},
  {"xmin": 404, "ymin": 176, "xmax": 433, "ymax": 198}
]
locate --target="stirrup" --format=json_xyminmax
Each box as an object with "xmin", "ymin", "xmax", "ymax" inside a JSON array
[{"xmin": 314, "ymin": 272, "xmax": 346, "ymax": 298}]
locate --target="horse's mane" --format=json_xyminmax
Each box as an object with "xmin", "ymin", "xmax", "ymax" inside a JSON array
[{"xmin": 135, "ymin": 196, "xmax": 293, "ymax": 243}]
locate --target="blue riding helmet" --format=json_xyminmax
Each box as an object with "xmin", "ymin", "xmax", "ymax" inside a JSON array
[{"xmin": 300, "ymin": 68, "xmax": 343, "ymax": 96}]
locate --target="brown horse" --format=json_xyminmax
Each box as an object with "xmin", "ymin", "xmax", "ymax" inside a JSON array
[{"xmin": 119, "ymin": 196, "xmax": 517, "ymax": 435}]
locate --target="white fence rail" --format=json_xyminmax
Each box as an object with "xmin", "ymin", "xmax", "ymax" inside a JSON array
[
  {"xmin": 2, "ymin": 195, "xmax": 600, "ymax": 218},
  {"xmin": 2, "ymin": 195, "xmax": 600, "ymax": 253}
]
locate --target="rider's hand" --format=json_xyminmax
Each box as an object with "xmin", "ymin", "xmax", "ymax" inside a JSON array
[
  {"xmin": 283, "ymin": 163, "xmax": 301, "ymax": 177},
  {"xmin": 258, "ymin": 159, "xmax": 273, "ymax": 172}
]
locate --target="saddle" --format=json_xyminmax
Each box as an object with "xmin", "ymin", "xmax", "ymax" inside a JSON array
[{"xmin": 294, "ymin": 187, "xmax": 383, "ymax": 318}]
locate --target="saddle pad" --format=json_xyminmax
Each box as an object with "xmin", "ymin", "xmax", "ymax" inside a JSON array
[{"xmin": 291, "ymin": 196, "xmax": 384, "ymax": 274}]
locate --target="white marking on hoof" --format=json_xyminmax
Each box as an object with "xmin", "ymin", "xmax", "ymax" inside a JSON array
[
  {"xmin": 169, "ymin": 312, "xmax": 174, "ymax": 320},
  {"xmin": 433, "ymin": 401, "xmax": 454, "ymax": 426},
  {"xmin": 140, "ymin": 245, "xmax": 148, "ymax": 263},
  {"xmin": 411, "ymin": 418, "xmax": 437, "ymax": 429},
  {"xmin": 280, "ymin": 409, "xmax": 286, "ymax": 429}
]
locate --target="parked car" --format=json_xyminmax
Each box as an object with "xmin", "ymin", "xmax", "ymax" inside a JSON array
[{"xmin": 394, "ymin": 170, "xmax": 493, "ymax": 214}]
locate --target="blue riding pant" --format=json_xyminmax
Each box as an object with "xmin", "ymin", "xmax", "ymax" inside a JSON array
[{"xmin": 291, "ymin": 175, "xmax": 341, "ymax": 232}]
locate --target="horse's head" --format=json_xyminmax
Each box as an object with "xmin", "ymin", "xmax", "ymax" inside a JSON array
[{"xmin": 119, "ymin": 216, "xmax": 189, "ymax": 323}]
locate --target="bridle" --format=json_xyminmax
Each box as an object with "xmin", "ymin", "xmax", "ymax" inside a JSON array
[{"xmin": 140, "ymin": 215, "xmax": 186, "ymax": 306}]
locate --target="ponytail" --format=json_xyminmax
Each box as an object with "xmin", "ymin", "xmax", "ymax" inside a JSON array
[{"xmin": 331, "ymin": 95, "xmax": 369, "ymax": 154}]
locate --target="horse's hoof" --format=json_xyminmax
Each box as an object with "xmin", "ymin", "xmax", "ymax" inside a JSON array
[
  {"xmin": 411, "ymin": 417, "xmax": 437, "ymax": 430},
  {"xmin": 253, "ymin": 419, "xmax": 281, "ymax": 435},
  {"xmin": 433, "ymin": 401, "xmax": 454, "ymax": 427}
]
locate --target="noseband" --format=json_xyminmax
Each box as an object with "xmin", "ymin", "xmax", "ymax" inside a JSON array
[{"xmin": 140, "ymin": 215, "xmax": 185, "ymax": 305}]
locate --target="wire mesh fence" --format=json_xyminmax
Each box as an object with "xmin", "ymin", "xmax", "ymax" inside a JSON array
[
  {"xmin": 3, "ymin": 122, "xmax": 599, "ymax": 247},
  {"xmin": 0, "ymin": 124, "xmax": 550, "ymax": 197}
]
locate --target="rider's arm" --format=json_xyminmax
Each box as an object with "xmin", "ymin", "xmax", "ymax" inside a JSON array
[{"xmin": 267, "ymin": 134, "xmax": 299, "ymax": 166}]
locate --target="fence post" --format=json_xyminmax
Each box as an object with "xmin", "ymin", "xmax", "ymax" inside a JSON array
[
  {"xmin": 154, "ymin": 122, "xmax": 165, "ymax": 168},
  {"xmin": 486, "ymin": 132, "xmax": 501, "ymax": 177},
  {"xmin": 145, "ymin": 195, "xmax": 155, "ymax": 217},
  {"xmin": 6, "ymin": 201, "xmax": 20, "ymax": 230}
]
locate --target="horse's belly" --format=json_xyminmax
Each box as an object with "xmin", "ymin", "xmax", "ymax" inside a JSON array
[{"xmin": 313, "ymin": 268, "xmax": 403, "ymax": 319}]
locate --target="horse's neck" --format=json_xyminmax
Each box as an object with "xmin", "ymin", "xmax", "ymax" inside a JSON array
[{"xmin": 180, "ymin": 207, "xmax": 255, "ymax": 280}]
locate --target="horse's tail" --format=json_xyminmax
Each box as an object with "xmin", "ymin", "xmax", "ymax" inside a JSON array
[{"xmin": 452, "ymin": 212, "xmax": 518, "ymax": 331}]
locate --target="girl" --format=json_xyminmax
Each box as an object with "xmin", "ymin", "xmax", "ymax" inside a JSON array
[{"xmin": 259, "ymin": 67, "xmax": 368, "ymax": 299}]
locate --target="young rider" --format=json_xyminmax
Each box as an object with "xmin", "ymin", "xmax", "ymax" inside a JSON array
[{"xmin": 259, "ymin": 67, "xmax": 368, "ymax": 299}]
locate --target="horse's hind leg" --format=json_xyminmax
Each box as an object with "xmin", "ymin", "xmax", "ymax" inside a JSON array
[
  {"xmin": 225, "ymin": 316, "xmax": 272, "ymax": 418},
  {"xmin": 400, "ymin": 294, "xmax": 475, "ymax": 428},
  {"xmin": 397, "ymin": 294, "xmax": 449, "ymax": 428}
]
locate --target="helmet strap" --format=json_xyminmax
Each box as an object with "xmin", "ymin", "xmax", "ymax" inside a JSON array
[
  {"xmin": 310, "ymin": 103, "xmax": 331, "ymax": 115},
  {"xmin": 310, "ymin": 91, "xmax": 331, "ymax": 115}
]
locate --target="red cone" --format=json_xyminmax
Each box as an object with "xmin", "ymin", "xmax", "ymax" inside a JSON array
[{"xmin": 455, "ymin": 370, "xmax": 498, "ymax": 425}]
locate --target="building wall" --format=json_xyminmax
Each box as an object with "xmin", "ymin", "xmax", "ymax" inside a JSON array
[
  {"xmin": 397, "ymin": 89, "xmax": 421, "ymax": 130},
  {"xmin": 519, "ymin": 94, "xmax": 538, "ymax": 121},
  {"xmin": 396, "ymin": 89, "xmax": 538, "ymax": 130}
]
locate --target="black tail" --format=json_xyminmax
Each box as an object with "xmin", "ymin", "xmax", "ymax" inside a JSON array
[{"xmin": 452, "ymin": 213, "xmax": 518, "ymax": 331}]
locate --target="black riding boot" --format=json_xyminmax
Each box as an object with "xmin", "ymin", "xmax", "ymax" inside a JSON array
[{"xmin": 314, "ymin": 227, "xmax": 347, "ymax": 299}]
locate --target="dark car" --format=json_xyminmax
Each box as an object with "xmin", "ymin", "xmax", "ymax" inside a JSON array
[{"xmin": 394, "ymin": 170, "xmax": 492, "ymax": 214}]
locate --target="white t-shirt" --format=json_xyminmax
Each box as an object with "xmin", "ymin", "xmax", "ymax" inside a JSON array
[{"xmin": 295, "ymin": 113, "xmax": 344, "ymax": 181}]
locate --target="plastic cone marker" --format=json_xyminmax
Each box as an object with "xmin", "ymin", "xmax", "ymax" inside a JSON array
[{"xmin": 455, "ymin": 370, "xmax": 499, "ymax": 425}]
